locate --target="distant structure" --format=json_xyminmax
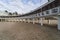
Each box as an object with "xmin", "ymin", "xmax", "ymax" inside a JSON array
[
  {"xmin": 12, "ymin": 12, "xmax": 18, "ymax": 16},
  {"xmin": 0, "ymin": 11, "xmax": 9, "ymax": 16},
  {"xmin": 0, "ymin": 10, "xmax": 18, "ymax": 16}
]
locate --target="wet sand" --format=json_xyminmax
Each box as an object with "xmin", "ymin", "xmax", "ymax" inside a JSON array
[{"xmin": 0, "ymin": 22, "xmax": 60, "ymax": 40}]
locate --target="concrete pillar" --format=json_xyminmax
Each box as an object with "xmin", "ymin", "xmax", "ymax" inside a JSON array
[
  {"xmin": 25, "ymin": 19, "xmax": 27, "ymax": 23},
  {"xmin": 33, "ymin": 19, "xmax": 35, "ymax": 24},
  {"xmin": 58, "ymin": 16, "xmax": 60, "ymax": 30},
  {"xmin": 48, "ymin": 19, "xmax": 51, "ymax": 24},
  {"xmin": 20, "ymin": 19, "xmax": 22, "ymax": 22},
  {"xmin": 38, "ymin": 18, "xmax": 40, "ymax": 23},
  {"xmin": 24, "ymin": 19, "xmax": 26, "ymax": 22},
  {"xmin": 28, "ymin": 19, "xmax": 30, "ymax": 23},
  {"xmin": 37, "ymin": 18, "xmax": 39, "ymax": 23},
  {"xmin": 40, "ymin": 18, "xmax": 43, "ymax": 26}
]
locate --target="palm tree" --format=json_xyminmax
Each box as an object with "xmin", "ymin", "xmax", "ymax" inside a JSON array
[
  {"xmin": 13, "ymin": 11, "xmax": 18, "ymax": 15},
  {"xmin": 4, "ymin": 10, "xmax": 9, "ymax": 15},
  {"xmin": 9, "ymin": 12, "xmax": 12, "ymax": 15},
  {"xmin": 15, "ymin": 11, "xmax": 18, "ymax": 15}
]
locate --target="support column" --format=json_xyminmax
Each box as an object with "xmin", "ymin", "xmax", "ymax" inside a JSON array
[
  {"xmin": 21, "ymin": 19, "xmax": 23, "ymax": 22},
  {"xmin": 25, "ymin": 19, "xmax": 27, "ymax": 23},
  {"xmin": 36, "ymin": 18, "xmax": 38, "ymax": 23},
  {"xmin": 48, "ymin": 19, "xmax": 51, "ymax": 24},
  {"xmin": 39, "ymin": 18, "xmax": 40, "ymax": 23},
  {"xmin": 20, "ymin": 19, "xmax": 23, "ymax": 22},
  {"xmin": 28, "ymin": 19, "xmax": 30, "ymax": 23},
  {"xmin": 58, "ymin": 16, "xmax": 60, "ymax": 30},
  {"xmin": 33, "ymin": 18, "xmax": 35, "ymax": 24},
  {"xmin": 40, "ymin": 18, "xmax": 43, "ymax": 26},
  {"xmin": 24, "ymin": 19, "xmax": 26, "ymax": 22}
]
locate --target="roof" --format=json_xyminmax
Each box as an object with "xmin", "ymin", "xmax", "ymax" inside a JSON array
[{"xmin": 20, "ymin": 0, "xmax": 60, "ymax": 17}]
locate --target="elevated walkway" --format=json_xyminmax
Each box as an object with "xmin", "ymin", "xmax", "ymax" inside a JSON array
[{"xmin": 0, "ymin": 0, "xmax": 60, "ymax": 30}]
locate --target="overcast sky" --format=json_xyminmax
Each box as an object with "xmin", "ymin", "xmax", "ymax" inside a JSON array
[{"xmin": 0, "ymin": 0, "xmax": 48, "ymax": 14}]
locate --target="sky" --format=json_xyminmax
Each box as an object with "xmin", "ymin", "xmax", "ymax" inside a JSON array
[{"xmin": 0, "ymin": 0, "xmax": 48, "ymax": 14}]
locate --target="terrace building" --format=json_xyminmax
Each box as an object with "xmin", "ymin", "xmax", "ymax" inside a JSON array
[{"xmin": 0, "ymin": 0, "xmax": 60, "ymax": 30}]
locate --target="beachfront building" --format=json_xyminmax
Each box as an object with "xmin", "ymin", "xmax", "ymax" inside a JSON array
[
  {"xmin": 0, "ymin": 0, "xmax": 60, "ymax": 30},
  {"xmin": 17, "ymin": 0, "xmax": 60, "ymax": 30}
]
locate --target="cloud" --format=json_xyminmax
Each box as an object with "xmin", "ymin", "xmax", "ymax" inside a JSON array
[{"xmin": 0, "ymin": 0, "xmax": 48, "ymax": 14}]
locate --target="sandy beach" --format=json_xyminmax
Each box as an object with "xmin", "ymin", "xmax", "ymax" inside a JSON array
[{"xmin": 0, "ymin": 22, "xmax": 60, "ymax": 40}]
